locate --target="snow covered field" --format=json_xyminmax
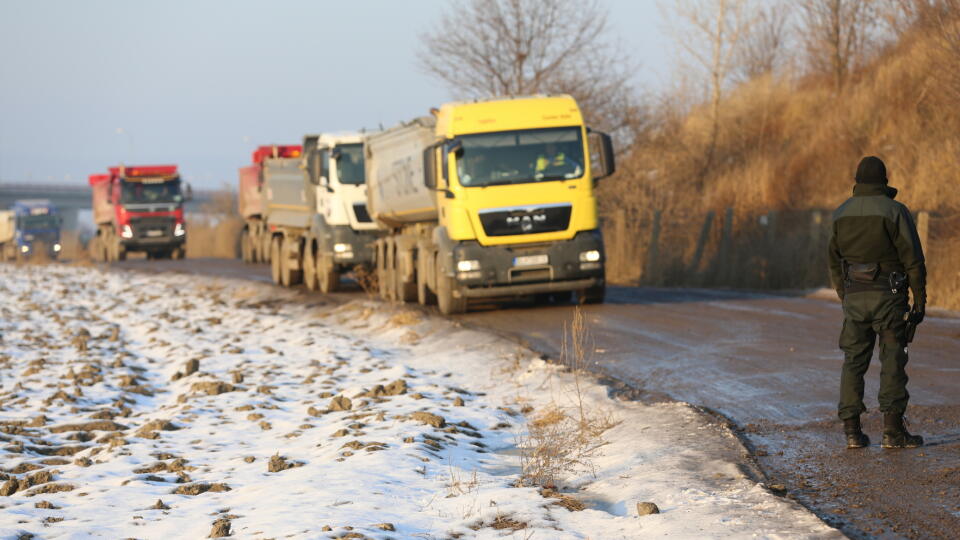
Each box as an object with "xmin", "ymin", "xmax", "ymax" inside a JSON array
[{"xmin": 0, "ymin": 264, "xmax": 840, "ymax": 539}]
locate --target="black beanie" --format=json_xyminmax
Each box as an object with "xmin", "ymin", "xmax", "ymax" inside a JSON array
[{"xmin": 855, "ymin": 156, "xmax": 887, "ymax": 184}]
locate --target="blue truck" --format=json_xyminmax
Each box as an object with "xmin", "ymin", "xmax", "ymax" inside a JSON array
[{"xmin": 0, "ymin": 199, "xmax": 63, "ymax": 261}]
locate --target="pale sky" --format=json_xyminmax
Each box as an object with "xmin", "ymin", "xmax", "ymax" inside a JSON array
[{"xmin": 0, "ymin": 0, "xmax": 669, "ymax": 189}]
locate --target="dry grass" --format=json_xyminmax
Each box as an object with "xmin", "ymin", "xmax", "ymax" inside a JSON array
[
  {"xmin": 602, "ymin": 18, "xmax": 960, "ymax": 307},
  {"xmin": 352, "ymin": 265, "xmax": 379, "ymax": 300},
  {"xmin": 518, "ymin": 308, "xmax": 617, "ymax": 489},
  {"xmin": 185, "ymin": 189, "xmax": 243, "ymax": 259}
]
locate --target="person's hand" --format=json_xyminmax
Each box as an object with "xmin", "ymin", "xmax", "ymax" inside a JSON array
[{"xmin": 910, "ymin": 295, "xmax": 926, "ymax": 325}]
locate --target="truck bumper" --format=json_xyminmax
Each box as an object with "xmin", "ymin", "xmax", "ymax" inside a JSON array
[
  {"xmin": 330, "ymin": 226, "xmax": 379, "ymax": 268},
  {"xmin": 452, "ymin": 230, "xmax": 605, "ymax": 297},
  {"xmin": 121, "ymin": 234, "xmax": 185, "ymax": 251}
]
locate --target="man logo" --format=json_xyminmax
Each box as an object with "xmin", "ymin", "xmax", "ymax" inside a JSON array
[{"xmin": 506, "ymin": 212, "xmax": 547, "ymax": 232}]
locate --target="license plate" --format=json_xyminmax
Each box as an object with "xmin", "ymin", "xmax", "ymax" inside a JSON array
[
  {"xmin": 513, "ymin": 254, "xmax": 548, "ymax": 267},
  {"xmin": 146, "ymin": 229, "xmax": 164, "ymax": 237}
]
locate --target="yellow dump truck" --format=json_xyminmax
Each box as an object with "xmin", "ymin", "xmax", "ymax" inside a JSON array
[{"xmin": 365, "ymin": 95, "xmax": 615, "ymax": 314}]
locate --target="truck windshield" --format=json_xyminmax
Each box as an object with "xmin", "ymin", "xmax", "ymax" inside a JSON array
[
  {"xmin": 335, "ymin": 144, "xmax": 365, "ymax": 185},
  {"xmin": 121, "ymin": 179, "xmax": 183, "ymax": 204},
  {"xmin": 455, "ymin": 127, "xmax": 584, "ymax": 187},
  {"xmin": 20, "ymin": 215, "xmax": 59, "ymax": 229}
]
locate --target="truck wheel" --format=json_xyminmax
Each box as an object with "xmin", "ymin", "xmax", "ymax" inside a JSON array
[
  {"xmin": 116, "ymin": 242, "xmax": 127, "ymax": 261},
  {"xmin": 397, "ymin": 254, "xmax": 417, "ymax": 303},
  {"xmin": 172, "ymin": 247, "xmax": 185, "ymax": 260},
  {"xmin": 240, "ymin": 231, "xmax": 251, "ymax": 262},
  {"xmin": 377, "ymin": 241, "xmax": 394, "ymax": 301},
  {"xmin": 436, "ymin": 258, "xmax": 467, "ymax": 315},
  {"xmin": 270, "ymin": 236, "xmax": 282, "ymax": 284},
  {"xmin": 279, "ymin": 237, "xmax": 302, "ymax": 287},
  {"xmin": 302, "ymin": 245, "xmax": 318, "ymax": 291},
  {"xmin": 262, "ymin": 233, "xmax": 272, "ymax": 264},
  {"xmin": 417, "ymin": 260, "xmax": 436, "ymax": 306},
  {"xmin": 318, "ymin": 255, "xmax": 339, "ymax": 294},
  {"xmin": 576, "ymin": 284, "xmax": 605, "ymax": 305}
]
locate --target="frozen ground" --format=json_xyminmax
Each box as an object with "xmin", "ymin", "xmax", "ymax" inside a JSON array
[{"xmin": 0, "ymin": 264, "xmax": 839, "ymax": 539}]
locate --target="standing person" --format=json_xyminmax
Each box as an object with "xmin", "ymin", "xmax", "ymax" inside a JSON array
[{"xmin": 828, "ymin": 156, "xmax": 927, "ymax": 449}]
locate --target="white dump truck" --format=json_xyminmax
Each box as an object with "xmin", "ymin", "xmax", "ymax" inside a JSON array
[{"xmin": 298, "ymin": 133, "xmax": 381, "ymax": 292}]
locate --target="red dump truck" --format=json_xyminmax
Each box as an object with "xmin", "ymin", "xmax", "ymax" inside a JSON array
[
  {"xmin": 237, "ymin": 145, "xmax": 302, "ymax": 263},
  {"xmin": 88, "ymin": 165, "xmax": 188, "ymax": 261}
]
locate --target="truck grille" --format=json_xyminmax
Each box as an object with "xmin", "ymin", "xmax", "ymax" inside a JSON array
[
  {"xmin": 478, "ymin": 203, "xmax": 571, "ymax": 237},
  {"xmin": 353, "ymin": 204, "xmax": 373, "ymax": 223},
  {"xmin": 131, "ymin": 216, "xmax": 174, "ymax": 239}
]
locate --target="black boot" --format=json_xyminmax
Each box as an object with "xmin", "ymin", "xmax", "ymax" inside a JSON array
[
  {"xmin": 843, "ymin": 418, "xmax": 870, "ymax": 449},
  {"xmin": 881, "ymin": 412, "xmax": 923, "ymax": 448}
]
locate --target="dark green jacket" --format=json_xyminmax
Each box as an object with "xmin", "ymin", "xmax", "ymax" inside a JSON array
[{"xmin": 828, "ymin": 183, "xmax": 926, "ymax": 300}]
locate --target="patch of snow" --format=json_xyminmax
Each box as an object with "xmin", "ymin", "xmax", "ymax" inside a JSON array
[{"xmin": 0, "ymin": 264, "xmax": 840, "ymax": 539}]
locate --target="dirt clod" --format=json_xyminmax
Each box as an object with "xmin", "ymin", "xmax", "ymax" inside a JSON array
[
  {"xmin": 636, "ymin": 501, "xmax": 660, "ymax": 516},
  {"xmin": 410, "ymin": 412, "xmax": 446, "ymax": 428},
  {"xmin": 172, "ymin": 482, "xmax": 231, "ymax": 496},
  {"xmin": 48, "ymin": 420, "xmax": 127, "ymax": 433},
  {"xmin": 184, "ymin": 358, "xmax": 200, "ymax": 376},
  {"xmin": 190, "ymin": 381, "xmax": 236, "ymax": 396},
  {"xmin": 209, "ymin": 517, "xmax": 231, "ymax": 538},
  {"xmin": 329, "ymin": 395, "xmax": 352, "ymax": 412}
]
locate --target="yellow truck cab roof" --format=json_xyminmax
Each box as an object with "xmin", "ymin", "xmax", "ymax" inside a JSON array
[{"xmin": 435, "ymin": 95, "xmax": 584, "ymax": 138}]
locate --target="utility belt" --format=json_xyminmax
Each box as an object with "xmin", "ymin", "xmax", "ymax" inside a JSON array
[{"xmin": 843, "ymin": 261, "xmax": 908, "ymax": 295}]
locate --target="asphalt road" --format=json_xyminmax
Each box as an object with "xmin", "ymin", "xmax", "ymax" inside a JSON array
[{"xmin": 111, "ymin": 257, "xmax": 960, "ymax": 539}]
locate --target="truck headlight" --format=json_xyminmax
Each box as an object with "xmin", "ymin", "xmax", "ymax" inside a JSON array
[
  {"xmin": 579, "ymin": 250, "xmax": 601, "ymax": 262},
  {"xmin": 333, "ymin": 243, "xmax": 353, "ymax": 259},
  {"xmin": 20, "ymin": 245, "xmax": 29, "ymax": 253},
  {"xmin": 174, "ymin": 223, "xmax": 186, "ymax": 237},
  {"xmin": 457, "ymin": 260, "xmax": 480, "ymax": 272},
  {"xmin": 121, "ymin": 225, "xmax": 134, "ymax": 239},
  {"xmin": 53, "ymin": 243, "xmax": 62, "ymax": 252}
]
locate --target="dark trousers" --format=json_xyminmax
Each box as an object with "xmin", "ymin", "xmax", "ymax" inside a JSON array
[{"xmin": 838, "ymin": 290, "xmax": 911, "ymax": 421}]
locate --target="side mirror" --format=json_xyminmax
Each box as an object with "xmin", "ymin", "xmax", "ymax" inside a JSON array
[
  {"xmin": 588, "ymin": 131, "xmax": 616, "ymax": 180},
  {"xmin": 330, "ymin": 147, "xmax": 342, "ymax": 161},
  {"xmin": 184, "ymin": 183, "xmax": 194, "ymax": 202},
  {"xmin": 423, "ymin": 145, "xmax": 438, "ymax": 189}
]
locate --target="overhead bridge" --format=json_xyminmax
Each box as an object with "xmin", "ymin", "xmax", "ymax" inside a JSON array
[{"xmin": 0, "ymin": 182, "xmax": 217, "ymax": 230}]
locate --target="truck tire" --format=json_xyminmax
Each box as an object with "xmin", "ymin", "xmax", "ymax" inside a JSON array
[
  {"xmin": 279, "ymin": 236, "xmax": 302, "ymax": 287},
  {"xmin": 262, "ymin": 233, "xmax": 272, "ymax": 264},
  {"xmin": 302, "ymin": 244, "xmax": 318, "ymax": 291},
  {"xmin": 397, "ymin": 252, "xmax": 417, "ymax": 304},
  {"xmin": 172, "ymin": 247, "xmax": 185, "ymax": 260},
  {"xmin": 318, "ymin": 254, "xmax": 339, "ymax": 294},
  {"xmin": 577, "ymin": 284, "xmax": 605, "ymax": 305},
  {"xmin": 417, "ymin": 255, "xmax": 436, "ymax": 306},
  {"xmin": 436, "ymin": 257, "xmax": 466, "ymax": 315},
  {"xmin": 270, "ymin": 236, "xmax": 282, "ymax": 284},
  {"xmin": 377, "ymin": 240, "xmax": 394, "ymax": 301},
  {"xmin": 240, "ymin": 230, "xmax": 252, "ymax": 263}
]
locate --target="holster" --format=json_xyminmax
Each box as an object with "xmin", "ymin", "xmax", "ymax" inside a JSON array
[{"xmin": 846, "ymin": 262, "xmax": 880, "ymax": 283}]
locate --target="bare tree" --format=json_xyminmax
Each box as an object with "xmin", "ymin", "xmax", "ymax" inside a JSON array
[
  {"xmin": 735, "ymin": 1, "xmax": 793, "ymax": 80},
  {"xmin": 662, "ymin": 0, "xmax": 753, "ymax": 175},
  {"xmin": 417, "ymin": 0, "xmax": 639, "ymax": 138},
  {"xmin": 798, "ymin": 0, "xmax": 881, "ymax": 91}
]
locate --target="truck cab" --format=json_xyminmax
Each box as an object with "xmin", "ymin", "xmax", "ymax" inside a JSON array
[
  {"xmin": 89, "ymin": 165, "xmax": 188, "ymax": 261},
  {"xmin": 300, "ymin": 133, "xmax": 381, "ymax": 292},
  {"xmin": 9, "ymin": 199, "xmax": 62, "ymax": 260}
]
